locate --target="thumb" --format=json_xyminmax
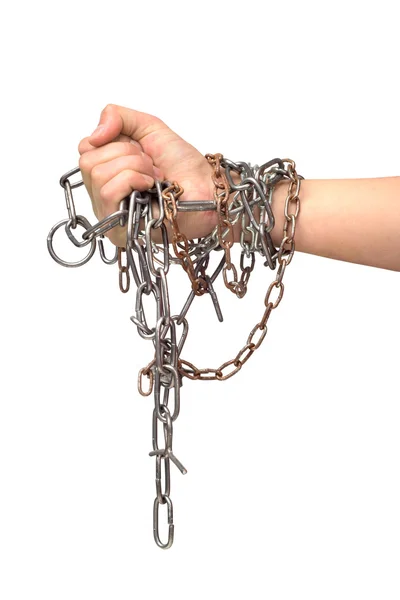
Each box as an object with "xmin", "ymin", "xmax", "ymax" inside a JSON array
[{"xmin": 88, "ymin": 104, "xmax": 171, "ymax": 148}]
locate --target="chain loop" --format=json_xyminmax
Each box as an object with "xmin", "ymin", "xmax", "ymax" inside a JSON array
[{"xmin": 118, "ymin": 247, "xmax": 130, "ymax": 293}]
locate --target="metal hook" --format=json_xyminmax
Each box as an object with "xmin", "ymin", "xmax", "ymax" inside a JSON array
[{"xmin": 98, "ymin": 235, "xmax": 118, "ymax": 265}]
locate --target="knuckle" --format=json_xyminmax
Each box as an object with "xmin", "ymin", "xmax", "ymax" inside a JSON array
[
  {"xmin": 99, "ymin": 185, "xmax": 111, "ymax": 205},
  {"xmin": 103, "ymin": 103, "xmax": 115, "ymax": 113},
  {"xmin": 91, "ymin": 164, "xmax": 103, "ymax": 182},
  {"xmin": 78, "ymin": 153, "xmax": 91, "ymax": 173},
  {"xmin": 78, "ymin": 138, "xmax": 87, "ymax": 155}
]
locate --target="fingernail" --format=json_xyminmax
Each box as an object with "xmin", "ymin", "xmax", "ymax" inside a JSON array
[
  {"xmin": 143, "ymin": 175, "xmax": 154, "ymax": 187},
  {"xmin": 153, "ymin": 166, "xmax": 163, "ymax": 179},
  {"xmin": 90, "ymin": 124, "xmax": 105, "ymax": 137}
]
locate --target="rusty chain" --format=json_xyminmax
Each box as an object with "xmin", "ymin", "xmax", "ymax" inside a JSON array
[
  {"xmin": 177, "ymin": 157, "xmax": 302, "ymax": 381},
  {"xmin": 162, "ymin": 182, "xmax": 208, "ymax": 296},
  {"xmin": 48, "ymin": 154, "xmax": 303, "ymax": 550}
]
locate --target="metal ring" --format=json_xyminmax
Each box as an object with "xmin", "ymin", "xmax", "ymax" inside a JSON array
[{"xmin": 47, "ymin": 217, "xmax": 96, "ymax": 268}]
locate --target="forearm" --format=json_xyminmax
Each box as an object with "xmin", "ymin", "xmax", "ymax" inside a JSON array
[{"xmin": 270, "ymin": 177, "xmax": 400, "ymax": 272}]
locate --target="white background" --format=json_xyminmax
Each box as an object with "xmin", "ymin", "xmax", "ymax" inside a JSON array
[{"xmin": 1, "ymin": 1, "xmax": 399, "ymax": 598}]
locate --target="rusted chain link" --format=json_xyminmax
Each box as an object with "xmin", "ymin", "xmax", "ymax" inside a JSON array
[
  {"xmin": 206, "ymin": 153, "xmax": 245, "ymax": 297},
  {"xmin": 117, "ymin": 246, "xmax": 130, "ymax": 293}
]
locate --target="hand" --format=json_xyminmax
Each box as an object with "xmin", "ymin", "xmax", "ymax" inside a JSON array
[{"xmin": 78, "ymin": 104, "xmax": 217, "ymax": 246}]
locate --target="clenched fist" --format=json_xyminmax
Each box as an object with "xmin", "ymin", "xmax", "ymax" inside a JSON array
[{"xmin": 78, "ymin": 104, "xmax": 217, "ymax": 247}]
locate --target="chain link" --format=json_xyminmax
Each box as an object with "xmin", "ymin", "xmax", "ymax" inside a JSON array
[
  {"xmin": 48, "ymin": 152, "xmax": 303, "ymax": 549},
  {"xmin": 117, "ymin": 247, "xmax": 130, "ymax": 293}
]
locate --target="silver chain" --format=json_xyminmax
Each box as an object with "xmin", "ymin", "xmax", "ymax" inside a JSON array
[{"xmin": 47, "ymin": 155, "xmax": 303, "ymax": 549}]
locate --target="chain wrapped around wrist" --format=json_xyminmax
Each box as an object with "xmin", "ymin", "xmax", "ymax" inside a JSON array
[{"xmin": 47, "ymin": 154, "xmax": 303, "ymax": 549}]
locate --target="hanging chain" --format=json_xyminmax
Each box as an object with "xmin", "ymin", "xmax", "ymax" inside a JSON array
[{"xmin": 47, "ymin": 154, "xmax": 303, "ymax": 550}]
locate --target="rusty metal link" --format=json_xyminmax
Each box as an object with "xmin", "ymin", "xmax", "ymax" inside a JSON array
[
  {"xmin": 279, "ymin": 158, "xmax": 302, "ymax": 265},
  {"xmin": 163, "ymin": 183, "xmax": 208, "ymax": 296},
  {"xmin": 205, "ymin": 153, "xmax": 231, "ymax": 209},
  {"xmin": 48, "ymin": 152, "xmax": 303, "ymax": 551},
  {"xmin": 205, "ymin": 153, "xmax": 240, "ymax": 296},
  {"xmin": 138, "ymin": 365, "xmax": 154, "ymax": 397}
]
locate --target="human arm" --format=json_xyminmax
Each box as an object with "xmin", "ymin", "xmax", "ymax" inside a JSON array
[
  {"xmin": 270, "ymin": 176, "xmax": 400, "ymax": 271},
  {"xmin": 79, "ymin": 104, "xmax": 400, "ymax": 272}
]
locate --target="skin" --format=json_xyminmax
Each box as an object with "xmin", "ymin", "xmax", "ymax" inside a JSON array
[{"xmin": 78, "ymin": 104, "xmax": 400, "ymax": 272}]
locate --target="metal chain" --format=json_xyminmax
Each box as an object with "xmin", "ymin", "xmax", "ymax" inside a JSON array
[
  {"xmin": 205, "ymin": 153, "xmax": 244, "ymax": 297},
  {"xmin": 162, "ymin": 183, "xmax": 208, "ymax": 296},
  {"xmin": 47, "ymin": 153, "xmax": 303, "ymax": 550},
  {"xmin": 177, "ymin": 158, "xmax": 302, "ymax": 381}
]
